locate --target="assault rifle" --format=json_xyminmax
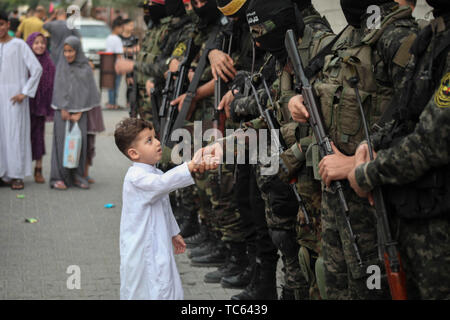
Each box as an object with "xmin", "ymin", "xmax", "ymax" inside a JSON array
[
  {"xmin": 285, "ymin": 29, "xmax": 362, "ymax": 266},
  {"xmin": 348, "ymin": 76, "xmax": 407, "ymax": 300},
  {"xmin": 160, "ymin": 38, "xmax": 198, "ymax": 150},
  {"xmin": 247, "ymin": 74, "xmax": 310, "ymax": 225},
  {"xmin": 214, "ymin": 33, "xmax": 233, "ymax": 186}
]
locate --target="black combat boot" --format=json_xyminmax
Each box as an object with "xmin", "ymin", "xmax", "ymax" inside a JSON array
[
  {"xmin": 190, "ymin": 241, "xmax": 228, "ymax": 268},
  {"xmin": 230, "ymin": 259, "xmax": 278, "ymax": 300},
  {"xmin": 221, "ymin": 241, "xmax": 256, "ymax": 288},
  {"xmin": 184, "ymin": 224, "xmax": 209, "ymax": 249},
  {"xmin": 187, "ymin": 231, "xmax": 221, "ymax": 259},
  {"xmin": 179, "ymin": 210, "xmax": 200, "ymax": 238},
  {"xmin": 204, "ymin": 242, "xmax": 249, "ymax": 283},
  {"xmin": 279, "ymin": 285, "xmax": 296, "ymax": 300}
]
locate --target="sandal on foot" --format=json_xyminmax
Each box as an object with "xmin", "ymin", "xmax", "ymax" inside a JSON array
[
  {"xmin": 74, "ymin": 180, "xmax": 89, "ymax": 189},
  {"xmin": 11, "ymin": 179, "xmax": 24, "ymax": 190},
  {"xmin": 51, "ymin": 180, "xmax": 67, "ymax": 190},
  {"xmin": 34, "ymin": 167, "xmax": 45, "ymax": 184}
]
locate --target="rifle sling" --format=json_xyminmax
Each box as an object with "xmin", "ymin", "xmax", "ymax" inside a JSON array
[{"xmin": 304, "ymin": 26, "xmax": 348, "ymax": 79}]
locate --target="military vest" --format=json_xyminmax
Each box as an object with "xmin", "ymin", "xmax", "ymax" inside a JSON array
[
  {"xmin": 136, "ymin": 17, "xmax": 172, "ymax": 86},
  {"xmin": 313, "ymin": 6, "xmax": 415, "ymax": 155}
]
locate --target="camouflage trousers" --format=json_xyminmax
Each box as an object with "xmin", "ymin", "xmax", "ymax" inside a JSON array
[
  {"xmin": 255, "ymin": 165, "xmax": 309, "ymax": 298},
  {"xmin": 295, "ymin": 170, "xmax": 323, "ymax": 300},
  {"xmin": 192, "ymin": 171, "xmax": 215, "ymax": 230},
  {"xmin": 205, "ymin": 164, "xmax": 250, "ymax": 243},
  {"xmin": 394, "ymin": 216, "xmax": 450, "ymax": 299},
  {"xmin": 321, "ymin": 181, "xmax": 389, "ymax": 300}
]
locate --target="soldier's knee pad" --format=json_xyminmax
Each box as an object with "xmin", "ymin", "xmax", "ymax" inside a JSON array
[
  {"xmin": 269, "ymin": 229, "xmax": 298, "ymax": 257},
  {"xmin": 315, "ymin": 255, "xmax": 328, "ymax": 300}
]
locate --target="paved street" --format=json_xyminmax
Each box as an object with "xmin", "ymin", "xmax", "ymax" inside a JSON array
[{"xmin": 0, "ymin": 102, "xmax": 283, "ymax": 300}]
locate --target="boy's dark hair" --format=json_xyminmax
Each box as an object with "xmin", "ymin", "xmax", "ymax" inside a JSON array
[
  {"xmin": 112, "ymin": 16, "xmax": 125, "ymax": 29},
  {"xmin": 0, "ymin": 11, "xmax": 9, "ymax": 22},
  {"xmin": 114, "ymin": 118, "xmax": 153, "ymax": 159}
]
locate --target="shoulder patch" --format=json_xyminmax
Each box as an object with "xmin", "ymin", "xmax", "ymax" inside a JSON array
[{"xmin": 435, "ymin": 73, "xmax": 450, "ymax": 108}]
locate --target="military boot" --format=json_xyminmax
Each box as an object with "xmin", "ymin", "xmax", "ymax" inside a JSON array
[
  {"xmin": 221, "ymin": 241, "xmax": 256, "ymax": 289},
  {"xmin": 179, "ymin": 210, "xmax": 199, "ymax": 238},
  {"xmin": 188, "ymin": 231, "xmax": 221, "ymax": 259},
  {"xmin": 190, "ymin": 241, "xmax": 228, "ymax": 268},
  {"xmin": 204, "ymin": 242, "xmax": 249, "ymax": 283},
  {"xmin": 231, "ymin": 259, "xmax": 278, "ymax": 300},
  {"xmin": 279, "ymin": 285, "xmax": 296, "ymax": 300},
  {"xmin": 184, "ymin": 224, "xmax": 209, "ymax": 249}
]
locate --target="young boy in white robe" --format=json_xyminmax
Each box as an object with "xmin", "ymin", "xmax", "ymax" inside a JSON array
[{"xmin": 114, "ymin": 118, "xmax": 219, "ymax": 300}]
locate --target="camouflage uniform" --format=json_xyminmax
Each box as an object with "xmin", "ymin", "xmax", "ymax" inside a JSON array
[
  {"xmin": 310, "ymin": 3, "xmax": 417, "ymax": 299},
  {"xmin": 355, "ymin": 14, "xmax": 450, "ymax": 300},
  {"xmin": 231, "ymin": 4, "xmax": 334, "ymax": 299},
  {"xmin": 135, "ymin": 15, "xmax": 195, "ymax": 122}
]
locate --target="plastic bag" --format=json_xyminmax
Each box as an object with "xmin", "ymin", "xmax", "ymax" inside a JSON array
[{"xmin": 63, "ymin": 121, "xmax": 82, "ymax": 169}]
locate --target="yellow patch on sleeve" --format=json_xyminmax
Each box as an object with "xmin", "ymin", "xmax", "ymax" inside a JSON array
[{"xmin": 435, "ymin": 72, "xmax": 450, "ymax": 108}]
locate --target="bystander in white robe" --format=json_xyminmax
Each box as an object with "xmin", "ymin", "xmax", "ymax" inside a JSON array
[
  {"xmin": 120, "ymin": 162, "xmax": 195, "ymax": 300},
  {"xmin": 0, "ymin": 38, "xmax": 42, "ymax": 180}
]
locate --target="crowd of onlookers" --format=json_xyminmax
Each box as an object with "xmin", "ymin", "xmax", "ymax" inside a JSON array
[{"xmin": 0, "ymin": 5, "xmax": 139, "ymax": 191}]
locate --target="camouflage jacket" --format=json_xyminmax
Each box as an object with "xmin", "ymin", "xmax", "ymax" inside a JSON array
[
  {"xmin": 135, "ymin": 15, "xmax": 195, "ymax": 88},
  {"xmin": 355, "ymin": 20, "xmax": 450, "ymax": 192},
  {"xmin": 313, "ymin": 3, "xmax": 418, "ymax": 156}
]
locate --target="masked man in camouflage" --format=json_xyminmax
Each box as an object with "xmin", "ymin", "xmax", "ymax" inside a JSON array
[
  {"xmin": 288, "ymin": 0, "xmax": 418, "ymax": 299},
  {"xmin": 348, "ymin": 0, "xmax": 450, "ymax": 300}
]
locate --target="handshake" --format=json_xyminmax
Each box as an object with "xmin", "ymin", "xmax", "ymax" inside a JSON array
[{"xmin": 187, "ymin": 143, "xmax": 223, "ymax": 173}]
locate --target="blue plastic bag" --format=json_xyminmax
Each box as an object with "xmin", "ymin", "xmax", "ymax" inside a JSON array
[{"xmin": 63, "ymin": 121, "xmax": 82, "ymax": 169}]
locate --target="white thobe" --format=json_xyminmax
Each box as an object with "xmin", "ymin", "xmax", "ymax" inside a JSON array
[
  {"xmin": 120, "ymin": 162, "xmax": 195, "ymax": 300},
  {"xmin": 0, "ymin": 38, "xmax": 42, "ymax": 180}
]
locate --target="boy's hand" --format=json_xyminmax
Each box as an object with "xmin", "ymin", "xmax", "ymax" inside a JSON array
[
  {"xmin": 189, "ymin": 143, "xmax": 223, "ymax": 173},
  {"xmin": 172, "ymin": 234, "xmax": 186, "ymax": 254},
  {"xmin": 61, "ymin": 109, "xmax": 71, "ymax": 121},
  {"xmin": 11, "ymin": 94, "xmax": 26, "ymax": 105}
]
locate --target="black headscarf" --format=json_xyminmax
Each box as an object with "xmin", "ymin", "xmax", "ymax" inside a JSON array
[
  {"xmin": 246, "ymin": 0, "xmax": 297, "ymax": 62},
  {"xmin": 193, "ymin": 0, "xmax": 221, "ymax": 27},
  {"xmin": 426, "ymin": 0, "xmax": 450, "ymax": 17},
  {"xmin": 166, "ymin": 0, "xmax": 186, "ymax": 17},
  {"xmin": 340, "ymin": 0, "xmax": 393, "ymax": 27}
]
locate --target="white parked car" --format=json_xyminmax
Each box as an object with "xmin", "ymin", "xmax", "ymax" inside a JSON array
[{"xmin": 78, "ymin": 18, "xmax": 111, "ymax": 66}]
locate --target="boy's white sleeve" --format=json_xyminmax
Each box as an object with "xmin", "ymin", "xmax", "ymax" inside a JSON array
[
  {"xmin": 169, "ymin": 209, "xmax": 181, "ymax": 238},
  {"xmin": 132, "ymin": 162, "xmax": 195, "ymax": 204}
]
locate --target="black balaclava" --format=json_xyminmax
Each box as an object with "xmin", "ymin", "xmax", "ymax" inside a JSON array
[
  {"xmin": 340, "ymin": 0, "xmax": 392, "ymax": 28},
  {"xmin": 166, "ymin": 0, "xmax": 186, "ymax": 17},
  {"xmin": 291, "ymin": 0, "xmax": 312, "ymax": 11},
  {"xmin": 148, "ymin": 3, "xmax": 168, "ymax": 25},
  {"xmin": 193, "ymin": 0, "xmax": 222, "ymax": 26},
  {"xmin": 246, "ymin": 0, "xmax": 297, "ymax": 62},
  {"xmin": 426, "ymin": 0, "xmax": 450, "ymax": 17}
]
